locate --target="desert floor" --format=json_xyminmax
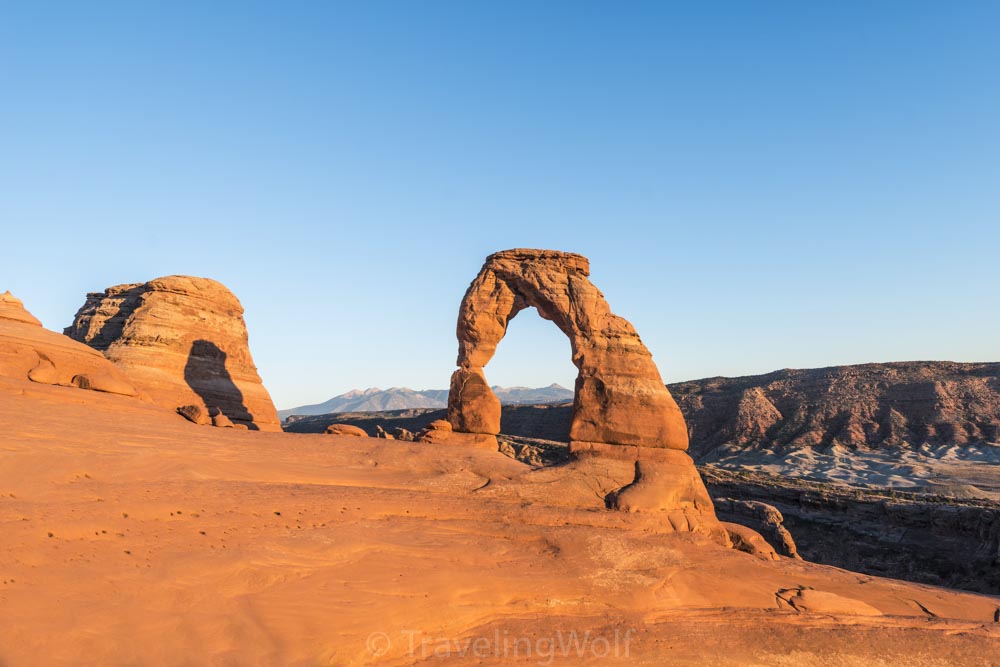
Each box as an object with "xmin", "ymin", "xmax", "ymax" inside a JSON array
[{"xmin": 1, "ymin": 378, "xmax": 998, "ymax": 666}]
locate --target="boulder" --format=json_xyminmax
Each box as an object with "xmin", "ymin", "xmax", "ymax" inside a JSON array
[
  {"xmin": 415, "ymin": 418, "xmax": 452, "ymax": 443},
  {"xmin": 325, "ymin": 424, "xmax": 368, "ymax": 437},
  {"xmin": 426, "ymin": 419, "xmax": 452, "ymax": 432},
  {"xmin": 723, "ymin": 523, "xmax": 779, "ymax": 561},
  {"xmin": 714, "ymin": 498, "xmax": 800, "ymax": 559},
  {"xmin": 177, "ymin": 404, "xmax": 211, "ymax": 425},
  {"xmin": 211, "ymin": 410, "xmax": 235, "ymax": 428},
  {"xmin": 65, "ymin": 276, "xmax": 281, "ymax": 431},
  {"xmin": 394, "ymin": 427, "xmax": 415, "ymax": 442}
]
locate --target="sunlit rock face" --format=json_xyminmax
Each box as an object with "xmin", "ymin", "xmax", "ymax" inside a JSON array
[
  {"xmin": 66, "ymin": 275, "xmax": 281, "ymax": 431},
  {"xmin": 448, "ymin": 248, "xmax": 688, "ymax": 450},
  {"xmin": 446, "ymin": 249, "xmax": 719, "ymax": 529},
  {"xmin": 0, "ymin": 290, "xmax": 138, "ymax": 396}
]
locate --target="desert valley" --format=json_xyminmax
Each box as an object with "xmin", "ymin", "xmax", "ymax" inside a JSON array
[{"xmin": 1, "ymin": 248, "xmax": 998, "ymax": 665}]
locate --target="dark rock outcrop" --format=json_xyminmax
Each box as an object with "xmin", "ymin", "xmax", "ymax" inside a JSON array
[
  {"xmin": 704, "ymin": 467, "xmax": 1000, "ymax": 595},
  {"xmin": 177, "ymin": 404, "xmax": 211, "ymax": 426}
]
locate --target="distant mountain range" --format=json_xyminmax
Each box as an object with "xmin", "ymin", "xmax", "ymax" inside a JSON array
[{"xmin": 278, "ymin": 384, "xmax": 573, "ymax": 420}]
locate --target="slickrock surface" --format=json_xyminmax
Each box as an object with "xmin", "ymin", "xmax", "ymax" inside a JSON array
[
  {"xmin": 0, "ymin": 291, "xmax": 138, "ymax": 396},
  {"xmin": 776, "ymin": 588, "xmax": 883, "ymax": 616},
  {"xmin": 65, "ymin": 276, "xmax": 281, "ymax": 431},
  {"xmin": 286, "ymin": 396, "xmax": 1000, "ymax": 594},
  {"xmin": 1, "ymin": 377, "xmax": 999, "ymax": 666}
]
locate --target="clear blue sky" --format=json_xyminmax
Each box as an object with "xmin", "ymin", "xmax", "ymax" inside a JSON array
[{"xmin": 2, "ymin": 2, "xmax": 998, "ymax": 409}]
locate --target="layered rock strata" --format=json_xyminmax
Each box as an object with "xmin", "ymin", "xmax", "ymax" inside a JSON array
[
  {"xmin": 65, "ymin": 276, "xmax": 281, "ymax": 431},
  {"xmin": 670, "ymin": 362, "xmax": 1000, "ymax": 457},
  {"xmin": 445, "ymin": 249, "xmax": 718, "ymax": 531},
  {"xmin": 449, "ymin": 249, "xmax": 687, "ymax": 450}
]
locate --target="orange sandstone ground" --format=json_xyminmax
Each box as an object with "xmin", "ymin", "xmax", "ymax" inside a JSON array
[{"xmin": 1, "ymin": 378, "xmax": 998, "ymax": 666}]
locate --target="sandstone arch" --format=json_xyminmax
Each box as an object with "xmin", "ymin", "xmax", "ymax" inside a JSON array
[{"xmin": 448, "ymin": 248, "xmax": 689, "ymax": 452}]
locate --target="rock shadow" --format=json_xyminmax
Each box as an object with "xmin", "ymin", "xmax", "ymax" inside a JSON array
[{"xmin": 184, "ymin": 339, "xmax": 257, "ymax": 429}]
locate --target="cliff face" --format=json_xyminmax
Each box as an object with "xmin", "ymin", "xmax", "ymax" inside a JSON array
[
  {"xmin": 703, "ymin": 467, "xmax": 1000, "ymax": 595},
  {"xmin": 669, "ymin": 362, "xmax": 1000, "ymax": 458},
  {"xmin": 66, "ymin": 276, "xmax": 281, "ymax": 431}
]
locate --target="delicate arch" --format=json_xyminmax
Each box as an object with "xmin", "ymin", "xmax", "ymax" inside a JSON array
[{"xmin": 447, "ymin": 249, "xmax": 688, "ymax": 450}]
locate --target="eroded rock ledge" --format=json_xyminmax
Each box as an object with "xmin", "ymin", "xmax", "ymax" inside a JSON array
[{"xmin": 0, "ymin": 291, "xmax": 138, "ymax": 396}]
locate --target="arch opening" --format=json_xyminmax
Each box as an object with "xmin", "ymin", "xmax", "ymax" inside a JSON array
[{"xmin": 483, "ymin": 304, "xmax": 575, "ymax": 443}]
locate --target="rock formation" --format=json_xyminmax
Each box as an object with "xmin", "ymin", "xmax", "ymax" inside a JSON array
[
  {"xmin": 723, "ymin": 522, "xmax": 779, "ymax": 560},
  {"xmin": 65, "ymin": 276, "xmax": 281, "ymax": 431},
  {"xmin": 210, "ymin": 409, "xmax": 235, "ymax": 428},
  {"xmin": 670, "ymin": 362, "xmax": 1000, "ymax": 457},
  {"xmin": 0, "ymin": 291, "xmax": 138, "ymax": 396},
  {"xmin": 283, "ymin": 359, "xmax": 1000, "ymax": 591},
  {"xmin": 177, "ymin": 404, "xmax": 211, "ymax": 426},
  {"xmin": 705, "ymin": 467, "xmax": 1000, "ymax": 595},
  {"xmin": 714, "ymin": 497, "xmax": 800, "ymax": 559},
  {"xmin": 449, "ymin": 249, "xmax": 687, "ymax": 450},
  {"xmin": 0, "ymin": 291, "xmax": 42, "ymax": 327},
  {"xmin": 6, "ymin": 371, "xmax": 1000, "ymax": 665},
  {"xmin": 445, "ymin": 249, "xmax": 716, "ymax": 528},
  {"xmin": 325, "ymin": 424, "xmax": 368, "ymax": 437}
]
